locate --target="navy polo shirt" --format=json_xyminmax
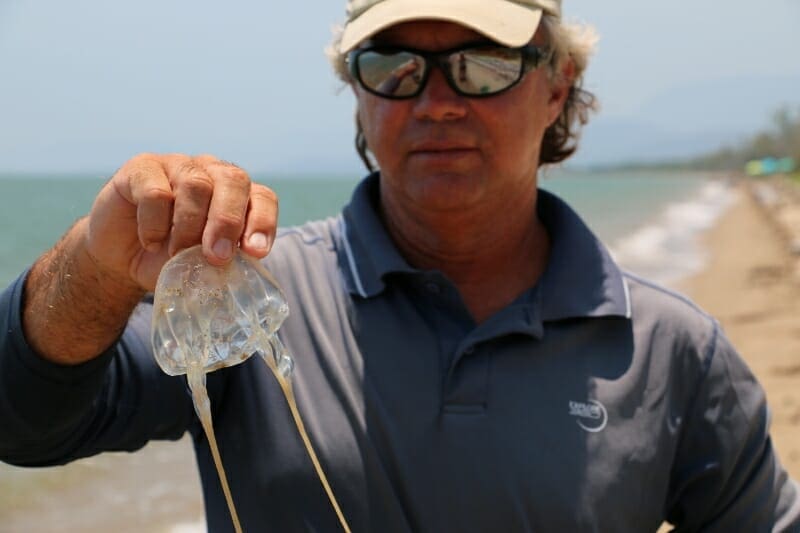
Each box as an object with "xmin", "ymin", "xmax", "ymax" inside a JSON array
[{"xmin": 1, "ymin": 173, "xmax": 798, "ymax": 532}]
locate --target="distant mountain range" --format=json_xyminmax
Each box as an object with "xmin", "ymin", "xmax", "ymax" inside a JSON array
[
  {"xmin": 0, "ymin": 73, "xmax": 796, "ymax": 175},
  {"xmin": 569, "ymin": 74, "xmax": 800, "ymax": 168}
]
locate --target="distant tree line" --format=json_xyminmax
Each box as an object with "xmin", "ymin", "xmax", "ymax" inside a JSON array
[
  {"xmin": 688, "ymin": 105, "xmax": 800, "ymax": 171},
  {"xmin": 594, "ymin": 106, "xmax": 800, "ymax": 174}
]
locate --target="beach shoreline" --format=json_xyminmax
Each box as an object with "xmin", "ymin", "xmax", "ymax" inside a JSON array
[{"xmin": 678, "ymin": 175, "xmax": 800, "ymax": 478}]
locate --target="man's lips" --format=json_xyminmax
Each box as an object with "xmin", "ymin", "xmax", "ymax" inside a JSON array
[
  {"xmin": 409, "ymin": 142, "xmax": 478, "ymax": 154},
  {"xmin": 408, "ymin": 142, "xmax": 480, "ymax": 163}
]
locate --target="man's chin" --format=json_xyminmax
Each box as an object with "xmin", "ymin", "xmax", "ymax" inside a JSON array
[{"xmin": 404, "ymin": 173, "xmax": 487, "ymax": 212}]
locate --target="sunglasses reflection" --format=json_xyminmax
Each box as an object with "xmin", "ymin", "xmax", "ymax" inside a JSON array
[
  {"xmin": 373, "ymin": 50, "xmax": 525, "ymax": 97},
  {"xmin": 376, "ymin": 57, "xmax": 422, "ymax": 95},
  {"xmin": 447, "ymin": 51, "xmax": 520, "ymax": 95}
]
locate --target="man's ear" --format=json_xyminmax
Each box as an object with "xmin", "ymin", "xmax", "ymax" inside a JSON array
[{"xmin": 547, "ymin": 57, "xmax": 575, "ymax": 126}]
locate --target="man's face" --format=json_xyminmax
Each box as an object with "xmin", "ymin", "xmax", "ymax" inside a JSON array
[{"xmin": 353, "ymin": 20, "xmax": 570, "ymax": 217}]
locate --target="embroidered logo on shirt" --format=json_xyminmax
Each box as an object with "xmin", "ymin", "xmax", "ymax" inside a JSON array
[{"xmin": 568, "ymin": 400, "xmax": 608, "ymax": 433}]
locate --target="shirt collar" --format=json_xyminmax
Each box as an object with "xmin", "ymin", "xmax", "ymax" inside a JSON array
[
  {"xmin": 536, "ymin": 187, "xmax": 631, "ymax": 321},
  {"xmin": 338, "ymin": 173, "xmax": 417, "ymax": 298},
  {"xmin": 337, "ymin": 173, "xmax": 631, "ymax": 321}
]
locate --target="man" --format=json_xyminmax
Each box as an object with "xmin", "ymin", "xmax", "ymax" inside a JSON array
[{"xmin": 1, "ymin": 0, "xmax": 798, "ymax": 531}]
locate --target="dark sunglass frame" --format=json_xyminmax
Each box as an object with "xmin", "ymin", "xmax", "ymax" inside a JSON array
[{"xmin": 347, "ymin": 41, "xmax": 551, "ymax": 100}]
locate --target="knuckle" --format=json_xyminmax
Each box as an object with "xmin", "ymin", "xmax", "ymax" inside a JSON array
[
  {"xmin": 252, "ymin": 185, "xmax": 278, "ymax": 203},
  {"xmin": 132, "ymin": 152, "xmax": 158, "ymax": 163},
  {"xmin": 126, "ymin": 168, "xmax": 146, "ymax": 185},
  {"xmin": 214, "ymin": 211, "xmax": 246, "ymax": 231},
  {"xmin": 119, "ymin": 152, "xmax": 158, "ymax": 173},
  {"xmin": 142, "ymin": 186, "xmax": 173, "ymax": 204},
  {"xmin": 223, "ymin": 167, "xmax": 251, "ymax": 188},
  {"xmin": 127, "ymin": 167, "xmax": 153, "ymax": 184},
  {"xmin": 127, "ymin": 163, "xmax": 172, "ymax": 200},
  {"xmin": 126, "ymin": 153, "xmax": 163, "ymax": 174},
  {"xmin": 178, "ymin": 159, "xmax": 200, "ymax": 174},
  {"xmin": 195, "ymin": 154, "xmax": 238, "ymax": 168},
  {"xmin": 181, "ymin": 173, "xmax": 215, "ymax": 196},
  {"xmin": 140, "ymin": 225, "xmax": 170, "ymax": 242},
  {"xmin": 172, "ymin": 210, "xmax": 204, "ymax": 227},
  {"xmin": 165, "ymin": 153, "xmax": 191, "ymax": 166},
  {"xmin": 194, "ymin": 153, "xmax": 219, "ymax": 163}
]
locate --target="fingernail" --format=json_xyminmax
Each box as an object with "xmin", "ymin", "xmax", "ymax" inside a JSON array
[
  {"xmin": 247, "ymin": 232, "xmax": 268, "ymax": 250},
  {"xmin": 213, "ymin": 238, "xmax": 233, "ymax": 260}
]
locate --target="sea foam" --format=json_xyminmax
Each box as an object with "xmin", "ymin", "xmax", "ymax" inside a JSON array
[{"xmin": 609, "ymin": 179, "xmax": 735, "ymax": 286}]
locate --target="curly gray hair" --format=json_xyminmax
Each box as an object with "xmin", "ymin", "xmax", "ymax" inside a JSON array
[{"xmin": 325, "ymin": 14, "xmax": 599, "ymax": 171}]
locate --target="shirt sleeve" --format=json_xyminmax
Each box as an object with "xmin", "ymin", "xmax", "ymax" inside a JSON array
[
  {"xmin": 0, "ymin": 271, "xmax": 194, "ymax": 467},
  {"xmin": 665, "ymin": 323, "xmax": 800, "ymax": 531}
]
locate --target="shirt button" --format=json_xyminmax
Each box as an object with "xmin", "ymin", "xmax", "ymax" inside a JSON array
[
  {"xmin": 424, "ymin": 281, "xmax": 441, "ymax": 294},
  {"xmin": 464, "ymin": 346, "xmax": 475, "ymax": 355}
]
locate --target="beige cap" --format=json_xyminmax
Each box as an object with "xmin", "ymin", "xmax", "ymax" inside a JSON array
[{"xmin": 339, "ymin": 0, "xmax": 561, "ymax": 53}]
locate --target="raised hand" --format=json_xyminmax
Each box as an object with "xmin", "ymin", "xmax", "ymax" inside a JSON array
[
  {"xmin": 86, "ymin": 153, "xmax": 278, "ymax": 291},
  {"xmin": 22, "ymin": 153, "xmax": 278, "ymax": 364}
]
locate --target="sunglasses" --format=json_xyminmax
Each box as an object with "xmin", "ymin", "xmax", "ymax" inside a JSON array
[{"xmin": 347, "ymin": 42, "xmax": 551, "ymax": 99}]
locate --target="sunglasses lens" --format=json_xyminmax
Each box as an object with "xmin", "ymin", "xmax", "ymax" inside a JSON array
[
  {"xmin": 447, "ymin": 47, "xmax": 524, "ymax": 95},
  {"xmin": 357, "ymin": 50, "xmax": 424, "ymax": 97},
  {"xmin": 353, "ymin": 45, "xmax": 534, "ymax": 98}
]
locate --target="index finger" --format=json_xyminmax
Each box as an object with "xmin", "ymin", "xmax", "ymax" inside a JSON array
[
  {"xmin": 123, "ymin": 155, "xmax": 174, "ymax": 253},
  {"xmin": 192, "ymin": 157, "xmax": 278, "ymax": 258},
  {"xmin": 241, "ymin": 183, "xmax": 279, "ymax": 258},
  {"xmin": 198, "ymin": 160, "xmax": 252, "ymax": 265}
]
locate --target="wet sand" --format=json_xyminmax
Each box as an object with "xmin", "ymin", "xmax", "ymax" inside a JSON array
[
  {"xmin": 0, "ymin": 437, "xmax": 203, "ymax": 533},
  {"xmin": 658, "ymin": 176, "xmax": 799, "ymax": 533},
  {"xmin": 679, "ymin": 176, "xmax": 800, "ymax": 479}
]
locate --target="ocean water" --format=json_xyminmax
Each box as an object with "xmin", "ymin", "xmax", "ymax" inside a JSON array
[
  {"xmin": 0, "ymin": 169, "xmax": 734, "ymax": 532},
  {"xmin": 0, "ymin": 175, "xmax": 362, "ymax": 287},
  {"xmin": 538, "ymin": 170, "xmax": 736, "ymax": 285},
  {"xmin": 0, "ymin": 170, "xmax": 731, "ymax": 286}
]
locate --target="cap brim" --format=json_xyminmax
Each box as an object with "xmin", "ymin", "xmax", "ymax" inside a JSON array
[{"xmin": 339, "ymin": 0, "xmax": 543, "ymax": 53}]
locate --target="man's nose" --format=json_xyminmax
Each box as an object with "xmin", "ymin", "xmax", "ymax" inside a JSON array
[{"xmin": 412, "ymin": 67, "xmax": 468, "ymax": 122}]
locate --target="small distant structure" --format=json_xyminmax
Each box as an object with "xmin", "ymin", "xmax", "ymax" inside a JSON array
[{"xmin": 745, "ymin": 157, "xmax": 796, "ymax": 177}]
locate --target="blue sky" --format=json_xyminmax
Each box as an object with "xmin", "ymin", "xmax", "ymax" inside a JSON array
[{"xmin": 1, "ymin": 0, "xmax": 798, "ymax": 174}]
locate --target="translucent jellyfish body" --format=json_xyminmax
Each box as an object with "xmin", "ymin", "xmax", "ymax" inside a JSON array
[
  {"xmin": 151, "ymin": 245, "xmax": 292, "ymax": 379},
  {"xmin": 151, "ymin": 245, "xmax": 291, "ymax": 533},
  {"xmin": 150, "ymin": 244, "xmax": 350, "ymax": 533}
]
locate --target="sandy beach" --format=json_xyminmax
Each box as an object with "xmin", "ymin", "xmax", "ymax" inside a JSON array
[{"xmin": 680, "ymin": 175, "xmax": 800, "ymax": 479}]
